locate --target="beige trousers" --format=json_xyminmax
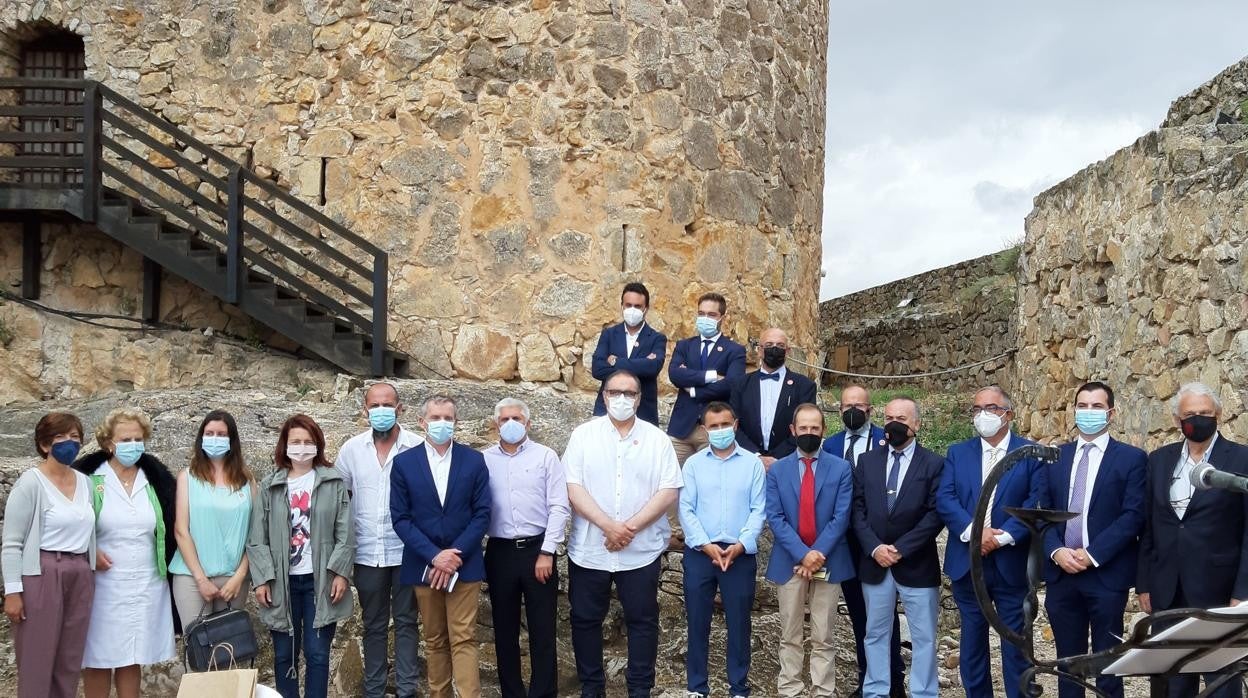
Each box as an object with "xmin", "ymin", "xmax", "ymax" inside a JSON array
[
  {"xmin": 415, "ymin": 581, "xmax": 481, "ymax": 698},
  {"xmin": 170, "ymin": 574, "xmax": 248, "ymax": 626},
  {"xmin": 777, "ymin": 575, "xmax": 842, "ymax": 698},
  {"xmin": 670, "ymin": 430, "xmax": 709, "ymax": 465}
]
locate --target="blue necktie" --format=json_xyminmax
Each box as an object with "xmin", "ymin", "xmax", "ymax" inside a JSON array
[
  {"xmin": 700, "ymin": 339, "xmax": 712, "ymax": 369},
  {"xmin": 887, "ymin": 451, "xmax": 903, "ymax": 511},
  {"xmin": 760, "ymin": 372, "xmax": 780, "ymax": 381}
]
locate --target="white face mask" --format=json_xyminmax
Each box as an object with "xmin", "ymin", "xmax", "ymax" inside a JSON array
[
  {"xmin": 607, "ymin": 394, "xmax": 637, "ymax": 422},
  {"xmin": 622, "ymin": 307, "xmax": 645, "ymax": 327},
  {"xmin": 973, "ymin": 411, "xmax": 1005, "ymax": 439},
  {"xmin": 286, "ymin": 444, "xmax": 317, "ymax": 463}
]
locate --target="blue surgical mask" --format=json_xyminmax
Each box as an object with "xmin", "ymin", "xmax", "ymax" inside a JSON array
[
  {"xmin": 426, "ymin": 419, "xmax": 455, "ymax": 445},
  {"xmin": 499, "ymin": 419, "xmax": 527, "ymax": 445},
  {"xmin": 695, "ymin": 316, "xmax": 719, "ymax": 339},
  {"xmin": 115, "ymin": 441, "xmax": 145, "ymax": 467},
  {"xmin": 368, "ymin": 406, "xmax": 397, "ymax": 432},
  {"xmin": 202, "ymin": 435, "xmax": 231, "ymax": 459},
  {"xmin": 707, "ymin": 426, "xmax": 736, "ymax": 450},
  {"xmin": 1074, "ymin": 409, "xmax": 1110, "ymax": 436},
  {"xmin": 50, "ymin": 440, "xmax": 81, "ymax": 466}
]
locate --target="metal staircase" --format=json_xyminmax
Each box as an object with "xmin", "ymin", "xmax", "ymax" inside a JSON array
[{"xmin": 0, "ymin": 77, "xmax": 408, "ymax": 377}]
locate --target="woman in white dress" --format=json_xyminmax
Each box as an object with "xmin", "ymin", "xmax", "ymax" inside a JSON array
[{"xmin": 72, "ymin": 408, "xmax": 177, "ymax": 698}]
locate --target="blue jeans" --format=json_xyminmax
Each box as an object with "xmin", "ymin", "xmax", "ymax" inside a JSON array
[
  {"xmin": 683, "ymin": 545, "xmax": 755, "ymax": 696},
  {"xmin": 272, "ymin": 574, "xmax": 337, "ymax": 698},
  {"xmin": 862, "ymin": 571, "xmax": 939, "ymax": 698}
]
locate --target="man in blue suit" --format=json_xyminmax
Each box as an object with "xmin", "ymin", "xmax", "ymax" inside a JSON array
[
  {"xmin": 852, "ymin": 398, "xmax": 945, "ymax": 698},
  {"xmin": 822, "ymin": 385, "xmax": 904, "ymax": 697},
  {"xmin": 1138, "ymin": 381, "xmax": 1248, "ymax": 698},
  {"xmin": 390, "ymin": 395, "xmax": 492, "ymax": 698},
  {"xmin": 936, "ymin": 385, "xmax": 1044, "ymax": 698},
  {"xmin": 729, "ymin": 327, "xmax": 817, "ymax": 469},
  {"xmin": 590, "ymin": 282, "xmax": 668, "ymax": 425},
  {"xmin": 765, "ymin": 403, "xmax": 855, "ymax": 698},
  {"xmin": 667, "ymin": 292, "xmax": 746, "ymax": 463},
  {"xmin": 1042, "ymin": 381, "xmax": 1146, "ymax": 698}
]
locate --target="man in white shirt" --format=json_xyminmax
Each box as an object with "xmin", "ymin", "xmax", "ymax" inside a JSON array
[
  {"xmin": 565, "ymin": 369, "xmax": 683, "ymax": 698},
  {"xmin": 334, "ymin": 382, "xmax": 423, "ymax": 698}
]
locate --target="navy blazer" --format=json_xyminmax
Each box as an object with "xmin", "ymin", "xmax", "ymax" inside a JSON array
[
  {"xmin": 852, "ymin": 443, "xmax": 946, "ymax": 588},
  {"xmin": 729, "ymin": 369, "xmax": 818, "ymax": 458},
  {"xmin": 764, "ymin": 451, "xmax": 856, "ymax": 585},
  {"xmin": 823, "ymin": 425, "xmax": 887, "ymax": 465},
  {"xmin": 390, "ymin": 443, "xmax": 492, "ymax": 585},
  {"xmin": 590, "ymin": 322, "xmax": 668, "ymax": 425},
  {"xmin": 1138, "ymin": 434, "xmax": 1248, "ymax": 609},
  {"xmin": 666, "ymin": 334, "xmax": 747, "ymax": 439},
  {"xmin": 935, "ymin": 433, "xmax": 1045, "ymax": 584},
  {"xmin": 1041, "ymin": 437, "xmax": 1147, "ymax": 590}
]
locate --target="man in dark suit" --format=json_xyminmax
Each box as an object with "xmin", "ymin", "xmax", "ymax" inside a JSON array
[
  {"xmin": 729, "ymin": 327, "xmax": 817, "ymax": 468},
  {"xmin": 1042, "ymin": 381, "xmax": 1146, "ymax": 698},
  {"xmin": 852, "ymin": 397, "xmax": 945, "ymax": 698},
  {"xmin": 667, "ymin": 292, "xmax": 746, "ymax": 464},
  {"xmin": 590, "ymin": 282, "xmax": 668, "ymax": 425},
  {"xmin": 1138, "ymin": 381, "xmax": 1248, "ymax": 698},
  {"xmin": 390, "ymin": 395, "xmax": 492, "ymax": 698},
  {"xmin": 936, "ymin": 385, "xmax": 1044, "ymax": 698},
  {"xmin": 821, "ymin": 385, "xmax": 903, "ymax": 696},
  {"xmin": 765, "ymin": 403, "xmax": 856, "ymax": 698}
]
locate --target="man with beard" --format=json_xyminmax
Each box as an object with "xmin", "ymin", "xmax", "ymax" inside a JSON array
[{"xmin": 729, "ymin": 327, "xmax": 818, "ymax": 470}]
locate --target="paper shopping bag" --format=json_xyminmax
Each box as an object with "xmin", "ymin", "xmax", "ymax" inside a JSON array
[{"xmin": 175, "ymin": 668, "xmax": 258, "ymax": 698}]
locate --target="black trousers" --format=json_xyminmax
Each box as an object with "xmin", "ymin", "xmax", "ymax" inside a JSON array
[
  {"xmin": 485, "ymin": 537, "xmax": 559, "ymax": 698},
  {"xmin": 568, "ymin": 557, "xmax": 661, "ymax": 698}
]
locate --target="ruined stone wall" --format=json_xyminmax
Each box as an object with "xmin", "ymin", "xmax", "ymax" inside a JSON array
[
  {"xmin": 818, "ymin": 249, "xmax": 1018, "ymax": 391},
  {"xmin": 0, "ymin": 0, "xmax": 826, "ymax": 396},
  {"xmin": 1016, "ymin": 122, "xmax": 1248, "ymax": 448},
  {"xmin": 1162, "ymin": 56, "xmax": 1248, "ymax": 127}
]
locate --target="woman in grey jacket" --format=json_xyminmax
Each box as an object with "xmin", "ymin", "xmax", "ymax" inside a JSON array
[{"xmin": 247, "ymin": 414, "xmax": 354, "ymax": 698}]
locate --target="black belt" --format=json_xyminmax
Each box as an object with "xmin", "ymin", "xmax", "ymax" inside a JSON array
[{"xmin": 490, "ymin": 534, "xmax": 545, "ymax": 549}]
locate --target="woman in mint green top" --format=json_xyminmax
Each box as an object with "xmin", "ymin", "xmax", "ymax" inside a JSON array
[{"xmin": 169, "ymin": 410, "xmax": 256, "ymax": 625}]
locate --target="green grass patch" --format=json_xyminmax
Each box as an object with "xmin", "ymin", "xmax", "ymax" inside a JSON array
[{"xmin": 822, "ymin": 388, "xmax": 975, "ymax": 457}]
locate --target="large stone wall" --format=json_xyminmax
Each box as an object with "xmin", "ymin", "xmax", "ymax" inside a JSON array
[
  {"xmin": 0, "ymin": 0, "xmax": 826, "ymax": 397},
  {"xmin": 1016, "ymin": 119, "xmax": 1248, "ymax": 448},
  {"xmin": 818, "ymin": 249, "xmax": 1018, "ymax": 391},
  {"xmin": 1162, "ymin": 56, "xmax": 1248, "ymax": 127}
]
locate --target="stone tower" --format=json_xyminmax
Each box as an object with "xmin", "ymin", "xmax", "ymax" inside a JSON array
[{"xmin": 0, "ymin": 0, "xmax": 827, "ymax": 394}]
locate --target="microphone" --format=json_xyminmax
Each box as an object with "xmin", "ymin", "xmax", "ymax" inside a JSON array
[{"xmin": 1190, "ymin": 462, "xmax": 1248, "ymax": 495}]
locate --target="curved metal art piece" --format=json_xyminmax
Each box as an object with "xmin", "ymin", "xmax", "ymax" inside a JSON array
[{"xmin": 969, "ymin": 444, "xmax": 1248, "ymax": 698}]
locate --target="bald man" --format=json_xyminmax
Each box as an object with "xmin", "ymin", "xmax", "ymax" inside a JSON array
[{"xmin": 728, "ymin": 328, "xmax": 818, "ymax": 468}]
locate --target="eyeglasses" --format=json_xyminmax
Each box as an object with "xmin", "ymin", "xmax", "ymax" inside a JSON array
[
  {"xmin": 970, "ymin": 405, "xmax": 1008, "ymax": 416},
  {"xmin": 605, "ymin": 390, "xmax": 640, "ymax": 400}
]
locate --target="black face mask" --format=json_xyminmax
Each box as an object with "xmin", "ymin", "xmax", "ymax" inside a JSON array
[
  {"xmin": 762, "ymin": 346, "xmax": 787, "ymax": 370},
  {"xmin": 795, "ymin": 433, "xmax": 823, "ymax": 455},
  {"xmin": 841, "ymin": 406, "xmax": 868, "ymax": 431},
  {"xmin": 884, "ymin": 420, "xmax": 912, "ymax": 449},
  {"xmin": 1180, "ymin": 415, "xmax": 1217, "ymax": 443}
]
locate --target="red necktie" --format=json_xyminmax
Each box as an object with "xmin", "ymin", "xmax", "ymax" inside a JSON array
[{"xmin": 799, "ymin": 457, "xmax": 817, "ymax": 545}]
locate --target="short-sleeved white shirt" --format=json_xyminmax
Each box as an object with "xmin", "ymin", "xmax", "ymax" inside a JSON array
[{"xmin": 563, "ymin": 416, "xmax": 683, "ymax": 572}]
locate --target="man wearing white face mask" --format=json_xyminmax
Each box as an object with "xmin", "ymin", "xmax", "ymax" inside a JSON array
[
  {"xmin": 564, "ymin": 370, "xmax": 683, "ymax": 698},
  {"xmin": 591, "ymin": 282, "xmax": 668, "ymax": 425},
  {"xmin": 391, "ymin": 396, "xmax": 491, "ymax": 698},
  {"xmin": 935, "ymin": 385, "xmax": 1044, "ymax": 698},
  {"xmin": 334, "ymin": 382, "xmax": 423, "ymax": 698},
  {"xmin": 1039, "ymin": 382, "xmax": 1146, "ymax": 698},
  {"xmin": 482, "ymin": 398, "xmax": 569, "ymax": 698}
]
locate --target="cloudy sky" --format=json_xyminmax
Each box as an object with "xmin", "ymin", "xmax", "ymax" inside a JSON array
[{"xmin": 820, "ymin": 1, "xmax": 1248, "ymax": 299}]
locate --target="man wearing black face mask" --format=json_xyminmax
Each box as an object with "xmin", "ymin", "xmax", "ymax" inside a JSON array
[
  {"xmin": 1138, "ymin": 381, "xmax": 1248, "ymax": 698},
  {"xmin": 729, "ymin": 328, "xmax": 817, "ymax": 470},
  {"xmin": 821, "ymin": 385, "xmax": 904, "ymax": 697},
  {"xmin": 851, "ymin": 398, "xmax": 945, "ymax": 698}
]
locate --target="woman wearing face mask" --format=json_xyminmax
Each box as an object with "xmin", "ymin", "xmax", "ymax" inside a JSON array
[
  {"xmin": 2, "ymin": 412, "xmax": 96, "ymax": 698},
  {"xmin": 248, "ymin": 414, "xmax": 354, "ymax": 698},
  {"xmin": 169, "ymin": 409, "xmax": 255, "ymax": 625},
  {"xmin": 72, "ymin": 408, "xmax": 177, "ymax": 698}
]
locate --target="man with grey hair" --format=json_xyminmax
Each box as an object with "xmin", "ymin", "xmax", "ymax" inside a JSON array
[
  {"xmin": 1138, "ymin": 381, "xmax": 1248, "ymax": 698},
  {"xmin": 482, "ymin": 397, "xmax": 569, "ymax": 698},
  {"xmin": 334, "ymin": 382, "xmax": 423, "ymax": 698}
]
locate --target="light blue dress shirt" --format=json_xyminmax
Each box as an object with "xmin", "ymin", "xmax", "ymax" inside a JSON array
[{"xmin": 679, "ymin": 444, "xmax": 767, "ymax": 554}]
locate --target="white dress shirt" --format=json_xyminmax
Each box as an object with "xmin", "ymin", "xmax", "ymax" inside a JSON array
[
  {"xmin": 426, "ymin": 441, "xmax": 454, "ymax": 506},
  {"xmin": 1063, "ymin": 432, "xmax": 1108, "ymax": 565},
  {"xmin": 335, "ymin": 427, "xmax": 424, "ymax": 567},
  {"xmin": 871, "ymin": 439, "xmax": 916, "ymax": 558},
  {"xmin": 688, "ymin": 333, "xmax": 723, "ymax": 397},
  {"xmin": 564, "ymin": 416, "xmax": 683, "ymax": 572},
  {"xmin": 758, "ymin": 366, "xmax": 787, "ymax": 450},
  {"xmin": 1172, "ymin": 433, "xmax": 1218, "ymax": 520},
  {"xmin": 625, "ymin": 324, "xmax": 644, "ymax": 358},
  {"xmin": 960, "ymin": 432, "xmax": 1015, "ymax": 547},
  {"xmin": 843, "ymin": 422, "xmax": 875, "ymax": 464}
]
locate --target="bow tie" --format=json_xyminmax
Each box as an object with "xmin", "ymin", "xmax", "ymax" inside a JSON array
[{"xmin": 760, "ymin": 372, "xmax": 781, "ymax": 382}]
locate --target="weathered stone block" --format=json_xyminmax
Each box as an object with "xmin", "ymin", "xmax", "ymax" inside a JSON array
[
  {"xmin": 451, "ymin": 325, "xmax": 518, "ymax": 380},
  {"xmin": 518, "ymin": 334, "xmax": 561, "ymax": 382},
  {"xmin": 704, "ymin": 171, "xmax": 760, "ymax": 224}
]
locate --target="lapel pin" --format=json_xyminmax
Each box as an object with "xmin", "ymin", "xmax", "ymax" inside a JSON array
[
  {"xmin": 717, "ymin": 346, "xmax": 723, "ymax": 352},
  {"xmin": 786, "ymin": 379, "xmax": 793, "ymax": 385}
]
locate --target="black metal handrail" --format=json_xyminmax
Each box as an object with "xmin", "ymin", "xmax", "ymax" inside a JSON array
[{"xmin": 0, "ymin": 76, "xmax": 389, "ymax": 374}]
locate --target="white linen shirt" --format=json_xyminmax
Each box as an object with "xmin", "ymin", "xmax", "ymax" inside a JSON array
[
  {"xmin": 564, "ymin": 416, "xmax": 683, "ymax": 572},
  {"xmin": 334, "ymin": 427, "xmax": 423, "ymax": 567}
]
